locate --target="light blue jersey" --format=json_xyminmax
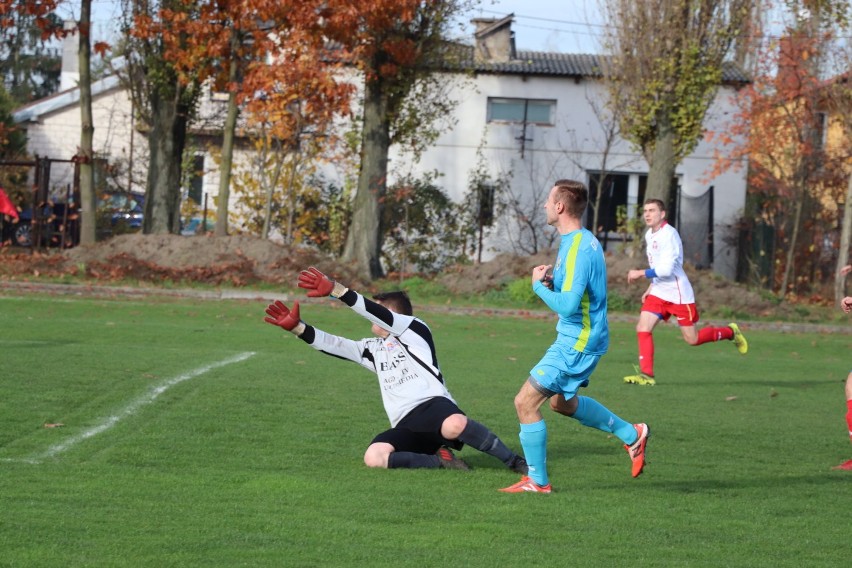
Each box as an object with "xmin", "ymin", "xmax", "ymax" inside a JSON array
[
  {"xmin": 518, "ymin": 226, "xmax": 641, "ymax": 490},
  {"xmin": 532, "ymin": 228, "xmax": 608, "ymax": 355}
]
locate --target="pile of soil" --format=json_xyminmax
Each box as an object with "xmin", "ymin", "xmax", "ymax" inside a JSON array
[
  {"xmin": 1, "ymin": 234, "xmax": 367, "ymax": 290},
  {"xmin": 0, "ymin": 233, "xmax": 816, "ymax": 320}
]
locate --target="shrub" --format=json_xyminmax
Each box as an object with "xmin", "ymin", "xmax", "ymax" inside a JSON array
[
  {"xmin": 506, "ymin": 278, "xmax": 538, "ymax": 304},
  {"xmin": 379, "ymin": 276, "xmax": 451, "ymax": 300},
  {"xmin": 607, "ymin": 290, "xmax": 639, "ymax": 314}
]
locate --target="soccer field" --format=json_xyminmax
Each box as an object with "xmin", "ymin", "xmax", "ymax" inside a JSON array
[{"xmin": 0, "ymin": 292, "xmax": 849, "ymax": 567}]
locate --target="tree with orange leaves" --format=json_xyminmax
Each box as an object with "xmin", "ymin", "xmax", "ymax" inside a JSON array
[
  {"xmin": 125, "ymin": 0, "xmax": 355, "ymax": 236},
  {"xmin": 0, "ymin": 0, "xmax": 63, "ymax": 103},
  {"xmin": 707, "ymin": 2, "xmax": 851, "ymax": 300},
  {"xmin": 0, "ymin": 1, "xmax": 62, "ymax": 153},
  {"xmin": 120, "ymin": 0, "xmax": 206, "ymax": 234},
  {"xmin": 131, "ymin": 0, "xmax": 469, "ymax": 272},
  {"xmin": 827, "ymin": 66, "xmax": 852, "ymax": 304}
]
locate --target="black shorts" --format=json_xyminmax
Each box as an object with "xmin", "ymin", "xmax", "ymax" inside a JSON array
[{"xmin": 370, "ymin": 397, "xmax": 466, "ymax": 454}]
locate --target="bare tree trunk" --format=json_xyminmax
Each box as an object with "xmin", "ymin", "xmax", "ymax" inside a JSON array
[
  {"xmin": 77, "ymin": 3, "xmax": 96, "ymax": 245},
  {"xmin": 592, "ymin": 176, "xmax": 605, "ymax": 234},
  {"xmin": 260, "ymin": 139, "xmax": 284, "ymax": 240},
  {"xmin": 215, "ymin": 29, "xmax": 240, "ymax": 237},
  {"xmin": 261, "ymin": 177, "xmax": 274, "ymax": 239},
  {"xmin": 779, "ymin": 173, "xmax": 806, "ymax": 297},
  {"xmin": 143, "ymin": 91, "xmax": 186, "ymax": 234},
  {"xmin": 780, "ymin": 10, "xmax": 823, "ymax": 298},
  {"xmin": 283, "ymin": 152, "xmax": 303, "ymax": 244},
  {"xmin": 645, "ymin": 114, "xmax": 677, "ymax": 204},
  {"xmin": 343, "ymin": 79, "xmax": 389, "ymax": 280},
  {"xmin": 281, "ymin": 112, "xmax": 305, "ymax": 245},
  {"xmin": 835, "ymin": 171, "xmax": 852, "ymax": 305}
]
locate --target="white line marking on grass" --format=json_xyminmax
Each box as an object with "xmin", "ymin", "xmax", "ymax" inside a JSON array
[{"xmin": 27, "ymin": 351, "xmax": 256, "ymax": 462}]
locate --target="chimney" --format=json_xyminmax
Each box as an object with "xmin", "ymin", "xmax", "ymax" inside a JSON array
[
  {"xmin": 60, "ymin": 20, "xmax": 79, "ymax": 91},
  {"xmin": 472, "ymin": 14, "xmax": 516, "ymax": 63}
]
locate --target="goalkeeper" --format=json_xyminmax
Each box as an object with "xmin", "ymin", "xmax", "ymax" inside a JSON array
[{"xmin": 264, "ymin": 267, "xmax": 528, "ymax": 474}]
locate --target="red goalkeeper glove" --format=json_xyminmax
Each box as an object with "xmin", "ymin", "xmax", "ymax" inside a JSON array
[
  {"xmin": 264, "ymin": 300, "xmax": 302, "ymax": 331},
  {"xmin": 297, "ymin": 266, "xmax": 336, "ymax": 298}
]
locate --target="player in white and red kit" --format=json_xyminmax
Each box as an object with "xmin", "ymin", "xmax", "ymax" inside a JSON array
[
  {"xmin": 833, "ymin": 294, "xmax": 852, "ymax": 471},
  {"xmin": 623, "ymin": 199, "xmax": 748, "ymax": 386}
]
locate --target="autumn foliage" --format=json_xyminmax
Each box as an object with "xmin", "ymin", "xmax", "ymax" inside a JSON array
[
  {"xmin": 0, "ymin": 0, "xmax": 59, "ymax": 36},
  {"xmin": 134, "ymin": 0, "xmax": 445, "ymax": 143},
  {"xmin": 707, "ymin": 29, "xmax": 851, "ymax": 297}
]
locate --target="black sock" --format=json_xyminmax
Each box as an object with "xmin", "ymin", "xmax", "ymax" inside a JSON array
[
  {"xmin": 387, "ymin": 452, "xmax": 440, "ymax": 469},
  {"xmin": 458, "ymin": 419, "xmax": 516, "ymax": 466}
]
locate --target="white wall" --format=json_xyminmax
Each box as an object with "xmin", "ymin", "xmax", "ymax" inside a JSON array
[
  {"xmin": 387, "ymin": 72, "xmax": 747, "ymax": 278},
  {"xmin": 16, "ymin": 65, "xmax": 747, "ymax": 278},
  {"xmin": 20, "ymin": 85, "xmax": 138, "ymax": 199}
]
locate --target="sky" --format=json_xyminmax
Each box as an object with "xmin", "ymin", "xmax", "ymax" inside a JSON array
[
  {"xmin": 72, "ymin": 0, "xmax": 806, "ymax": 56},
  {"xmin": 461, "ymin": 0, "xmax": 608, "ymax": 53},
  {"xmin": 71, "ymin": 0, "xmax": 610, "ymax": 54}
]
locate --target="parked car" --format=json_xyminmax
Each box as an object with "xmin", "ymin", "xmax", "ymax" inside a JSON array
[
  {"xmin": 180, "ymin": 217, "xmax": 215, "ymax": 236},
  {"xmin": 10, "ymin": 191, "xmax": 215, "ymax": 246},
  {"xmin": 96, "ymin": 191, "xmax": 145, "ymax": 239},
  {"xmin": 11, "ymin": 191, "xmax": 145, "ymax": 247}
]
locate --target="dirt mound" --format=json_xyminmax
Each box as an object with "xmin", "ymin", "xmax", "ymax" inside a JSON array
[
  {"xmin": 435, "ymin": 250, "xmax": 556, "ymax": 294},
  {"xmin": 434, "ymin": 249, "xmax": 787, "ymax": 318},
  {"xmin": 0, "ymin": 233, "xmax": 809, "ymax": 320},
  {"xmin": 1, "ymin": 234, "xmax": 369, "ymax": 290}
]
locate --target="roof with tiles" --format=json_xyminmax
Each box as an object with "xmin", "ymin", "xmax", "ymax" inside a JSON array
[{"xmin": 440, "ymin": 43, "xmax": 749, "ymax": 84}]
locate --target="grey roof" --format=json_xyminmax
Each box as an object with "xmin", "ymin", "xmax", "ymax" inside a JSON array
[
  {"xmin": 13, "ymin": 75, "xmax": 122, "ymax": 123},
  {"xmin": 474, "ymin": 50, "xmax": 607, "ymax": 77},
  {"xmin": 12, "ymin": 47, "xmax": 749, "ymax": 125},
  {"xmin": 443, "ymin": 44, "xmax": 750, "ymax": 84},
  {"xmin": 13, "ymin": 57, "xmax": 127, "ymax": 124}
]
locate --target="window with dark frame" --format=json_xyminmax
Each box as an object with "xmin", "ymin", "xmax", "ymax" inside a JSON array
[
  {"xmin": 188, "ymin": 155, "xmax": 204, "ymax": 204},
  {"xmin": 477, "ymin": 183, "xmax": 495, "ymax": 227},
  {"xmin": 487, "ymin": 98, "xmax": 555, "ymax": 125},
  {"xmin": 585, "ymin": 172, "xmax": 679, "ymax": 247},
  {"xmin": 586, "ymin": 173, "xmax": 629, "ymax": 234}
]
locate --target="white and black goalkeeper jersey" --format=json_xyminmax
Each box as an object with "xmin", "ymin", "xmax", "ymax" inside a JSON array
[{"xmin": 298, "ymin": 289, "xmax": 456, "ymax": 427}]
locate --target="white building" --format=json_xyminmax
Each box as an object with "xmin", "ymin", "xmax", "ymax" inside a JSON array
[{"xmin": 13, "ymin": 15, "xmax": 748, "ymax": 278}]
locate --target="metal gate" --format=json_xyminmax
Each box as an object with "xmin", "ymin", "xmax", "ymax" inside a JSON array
[
  {"xmin": 0, "ymin": 156, "xmax": 81, "ymax": 251},
  {"xmin": 676, "ymin": 185, "xmax": 714, "ymax": 270}
]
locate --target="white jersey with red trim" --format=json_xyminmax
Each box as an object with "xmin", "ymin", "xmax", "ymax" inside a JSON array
[{"xmin": 645, "ymin": 222, "xmax": 695, "ymax": 305}]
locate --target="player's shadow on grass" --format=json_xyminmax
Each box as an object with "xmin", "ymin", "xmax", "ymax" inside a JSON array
[
  {"xmin": 600, "ymin": 474, "xmax": 848, "ymax": 493},
  {"xmin": 0, "ymin": 339, "xmax": 79, "ymax": 348},
  {"xmin": 663, "ymin": 379, "xmax": 840, "ymax": 388},
  {"xmin": 461, "ymin": 439, "xmax": 613, "ymax": 470}
]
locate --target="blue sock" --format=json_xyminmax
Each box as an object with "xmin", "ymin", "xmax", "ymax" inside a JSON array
[
  {"xmin": 519, "ymin": 420, "xmax": 548, "ymax": 486},
  {"xmin": 572, "ymin": 396, "xmax": 638, "ymax": 445}
]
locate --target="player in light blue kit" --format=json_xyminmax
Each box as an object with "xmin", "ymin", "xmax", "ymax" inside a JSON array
[{"xmin": 500, "ymin": 180, "xmax": 650, "ymax": 494}]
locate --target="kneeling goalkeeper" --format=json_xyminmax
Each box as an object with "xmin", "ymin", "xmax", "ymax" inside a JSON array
[{"xmin": 264, "ymin": 266, "xmax": 528, "ymax": 474}]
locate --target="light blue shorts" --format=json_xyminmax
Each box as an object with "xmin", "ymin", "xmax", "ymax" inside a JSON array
[{"xmin": 529, "ymin": 343, "xmax": 601, "ymax": 398}]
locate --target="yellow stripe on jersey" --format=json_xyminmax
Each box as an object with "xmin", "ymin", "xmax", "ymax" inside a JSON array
[
  {"xmin": 575, "ymin": 291, "xmax": 591, "ymax": 351},
  {"xmin": 562, "ymin": 232, "xmax": 591, "ymax": 352},
  {"xmin": 561, "ymin": 232, "xmax": 583, "ymax": 292}
]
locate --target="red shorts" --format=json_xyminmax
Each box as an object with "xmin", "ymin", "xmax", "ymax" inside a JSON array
[{"xmin": 641, "ymin": 294, "xmax": 700, "ymax": 326}]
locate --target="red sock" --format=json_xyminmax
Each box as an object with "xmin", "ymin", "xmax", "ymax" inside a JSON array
[
  {"xmin": 638, "ymin": 331, "xmax": 654, "ymax": 376},
  {"xmin": 846, "ymin": 400, "xmax": 852, "ymax": 442},
  {"xmin": 696, "ymin": 326, "xmax": 734, "ymax": 345}
]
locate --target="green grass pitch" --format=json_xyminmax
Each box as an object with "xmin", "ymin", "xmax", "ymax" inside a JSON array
[{"xmin": 0, "ymin": 292, "xmax": 849, "ymax": 566}]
